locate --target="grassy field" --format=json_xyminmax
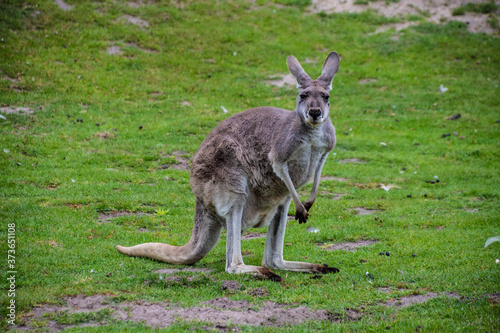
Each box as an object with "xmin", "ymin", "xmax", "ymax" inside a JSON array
[{"xmin": 1, "ymin": 0, "xmax": 499, "ymax": 331}]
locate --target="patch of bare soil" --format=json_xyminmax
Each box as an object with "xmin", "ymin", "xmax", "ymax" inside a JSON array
[
  {"xmin": 358, "ymin": 78, "xmax": 378, "ymax": 84},
  {"xmin": 106, "ymin": 45, "xmax": 123, "ymax": 55},
  {"xmin": 380, "ymin": 292, "xmax": 460, "ymax": 308},
  {"xmin": 249, "ymin": 287, "xmax": 270, "ymax": 297},
  {"xmin": 97, "ymin": 210, "xmax": 151, "ymax": 222},
  {"xmin": 154, "ymin": 267, "xmax": 214, "ymax": 275},
  {"xmin": 0, "ymin": 107, "xmax": 34, "ymax": 115},
  {"xmin": 265, "ymin": 73, "xmax": 296, "ymax": 87},
  {"xmin": 221, "ymin": 280, "xmax": 241, "ymax": 292},
  {"xmin": 1, "ymin": 69, "xmax": 19, "ymax": 82},
  {"xmin": 117, "ymin": 15, "xmax": 150, "ymax": 29},
  {"xmin": 319, "ymin": 191, "xmax": 345, "ymax": 200},
  {"xmin": 338, "ymin": 158, "xmax": 367, "ymax": 164},
  {"xmin": 161, "ymin": 150, "xmax": 191, "ymax": 170},
  {"xmin": 309, "ymin": 0, "xmax": 499, "ymax": 35},
  {"xmin": 320, "ymin": 239, "xmax": 379, "ymax": 252},
  {"xmin": 242, "ymin": 232, "xmax": 266, "ymax": 240},
  {"xmin": 321, "ymin": 175, "xmax": 349, "ymax": 182},
  {"xmin": 350, "ymin": 207, "xmax": 383, "ymax": 215},
  {"xmin": 94, "ymin": 131, "xmax": 115, "ymax": 140},
  {"xmin": 126, "ymin": 42, "xmax": 157, "ymax": 53},
  {"xmin": 55, "ymin": 0, "xmax": 73, "ymax": 11},
  {"xmin": 17, "ymin": 295, "xmax": 357, "ymax": 331}
]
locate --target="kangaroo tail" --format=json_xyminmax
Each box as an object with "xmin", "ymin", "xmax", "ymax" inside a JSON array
[{"xmin": 116, "ymin": 199, "xmax": 222, "ymax": 265}]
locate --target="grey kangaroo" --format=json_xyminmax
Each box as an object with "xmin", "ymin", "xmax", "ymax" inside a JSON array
[{"xmin": 117, "ymin": 52, "xmax": 340, "ymax": 281}]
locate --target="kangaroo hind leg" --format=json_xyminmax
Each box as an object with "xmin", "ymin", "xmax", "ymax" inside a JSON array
[
  {"xmin": 224, "ymin": 197, "xmax": 282, "ymax": 282},
  {"xmin": 116, "ymin": 198, "xmax": 222, "ymax": 265},
  {"xmin": 262, "ymin": 197, "xmax": 339, "ymax": 274}
]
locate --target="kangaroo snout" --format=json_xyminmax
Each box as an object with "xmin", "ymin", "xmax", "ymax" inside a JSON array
[{"xmin": 308, "ymin": 108, "xmax": 322, "ymax": 120}]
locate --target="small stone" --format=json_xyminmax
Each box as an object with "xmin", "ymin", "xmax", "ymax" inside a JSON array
[
  {"xmin": 77, "ymin": 118, "xmax": 83, "ymax": 123},
  {"xmin": 96, "ymin": 123, "xmax": 100, "ymax": 126},
  {"xmin": 407, "ymin": 194, "xmax": 412, "ymax": 198},
  {"xmin": 359, "ymin": 259, "xmax": 367, "ymax": 263},
  {"xmin": 379, "ymin": 252, "xmax": 385, "ymax": 256},
  {"xmin": 412, "ymin": 253, "xmax": 417, "ymax": 257},
  {"xmin": 139, "ymin": 125, "xmax": 143, "ymax": 130},
  {"xmin": 385, "ymin": 251, "xmax": 390, "ymax": 256},
  {"xmin": 353, "ymin": 280, "xmax": 357, "ymax": 284}
]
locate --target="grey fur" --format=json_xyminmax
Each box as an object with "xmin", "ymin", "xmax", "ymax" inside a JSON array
[{"xmin": 116, "ymin": 52, "xmax": 341, "ymax": 280}]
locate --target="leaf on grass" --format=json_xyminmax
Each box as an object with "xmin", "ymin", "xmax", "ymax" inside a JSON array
[{"xmin": 484, "ymin": 236, "xmax": 500, "ymax": 248}]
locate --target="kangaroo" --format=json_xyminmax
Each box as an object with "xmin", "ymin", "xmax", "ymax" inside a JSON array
[{"xmin": 117, "ymin": 52, "xmax": 341, "ymax": 281}]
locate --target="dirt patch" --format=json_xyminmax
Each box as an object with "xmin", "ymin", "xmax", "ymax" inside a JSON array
[
  {"xmin": 221, "ymin": 280, "xmax": 241, "ymax": 292},
  {"xmin": 0, "ymin": 107, "xmax": 34, "ymax": 115},
  {"xmin": 107, "ymin": 45, "xmax": 123, "ymax": 55},
  {"xmin": 249, "ymin": 287, "xmax": 270, "ymax": 297},
  {"xmin": 321, "ymin": 176, "xmax": 348, "ymax": 182},
  {"xmin": 94, "ymin": 132, "xmax": 115, "ymax": 140},
  {"xmin": 155, "ymin": 267, "xmax": 214, "ymax": 275},
  {"xmin": 265, "ymin": 73, "xmax": 296, "ymax": 87},
  {"xmin": 320, "ymin": 240, "xmax": 379, "ymax": 252},
  {"xmin": 338, "ymin": 158, "xmax": 367, "ymax": 164},
  {"xmin": 350, "ymin": 207, "xmax": 383, "ymax": 215},
  {"xmin": 1, "ymin": 69, "xmax": 19, "ymax": 82},
  {"xmin": 161, "ymin": 151, "xmax": 191, "ymax": 170},
  {"xmin": 380, "ymin": 292, "xmax": 460, "ymax": 308},
  {"xmin": 97, "ymin": 211, "xmax": 151, "ymax": 222},
  {"xmin": 358, "ymin": 78, "xmax": 378, "ymax": 84},
  {"xmin": 125, "ymin": 42, "xmax": 158, "ymax": 53},
  {"xmin": 18, "ymin": 295, "xmax": 356, "ymax": 331},
  {"xmin": 319, "ymin": 191, "xmax": 346, "ymax": 200},
  {"xmin": 117, "ymin": 15, "xmax": 150, "ymax": 29},
  {"xmin": 55, "ymin": 0, "xmax": 73, "ymax": 11},
  {"xmin": 464, "ymin": 207, "xmax": 479, "ymax": 213},
  {"xmin": 309, "ymin": 0, "xmax": 499, "ymax": 35},
  {"xmin": 375, "ymin": 22, "xmax": 418, "ymax": 34},
  {"xmin": 242, "ymin": 232, "xmax": 266, "ymax": 240}
]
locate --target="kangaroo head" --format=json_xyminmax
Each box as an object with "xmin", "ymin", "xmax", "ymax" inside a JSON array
[{"xmin": 287, "ymin": 52, "xmax": 340, "ymax": 127}]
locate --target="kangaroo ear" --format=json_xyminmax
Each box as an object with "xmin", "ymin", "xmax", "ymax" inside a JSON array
[
  {"xmin": 287, "ymin": 55, "xmax": 312, "ymax": 90},
  {"xmin": 317, "ymin": 52, "xmax": 340, "ymax": 91}
]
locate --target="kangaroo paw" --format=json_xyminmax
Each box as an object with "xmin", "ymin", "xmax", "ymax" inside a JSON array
[
  {"xmin": 295, "ymin": 207, "xmax": 309, "ymax": 224},
  {"xmin": 302, "ymin": 201, "xmax": 314, "ymax": 212}
]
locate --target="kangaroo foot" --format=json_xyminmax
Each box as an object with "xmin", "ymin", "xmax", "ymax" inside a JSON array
[
  {"xmin": 254, "ymin": 267, "xmax": 283, "ymax": 282},
  {"xmin": 314, "ymin": 263, "xmax": 340, "ymax": 274}
]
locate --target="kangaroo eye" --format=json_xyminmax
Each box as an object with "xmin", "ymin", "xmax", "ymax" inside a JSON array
[
  {"xmin": 300, "ymin": 93, "xmax": 308, "ymax": 100},
  {"xmin": 321, "ymin": 94, "xmax": 330, "ymax": 100}
]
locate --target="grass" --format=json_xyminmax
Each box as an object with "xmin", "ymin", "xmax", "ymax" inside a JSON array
[
  {"xmin": 452, "ymin": 1, "xmax": 498, "ymax": 16},
  {"xmin": 1, "ymin": 0, "xmax": 499, "ymax": 331}
]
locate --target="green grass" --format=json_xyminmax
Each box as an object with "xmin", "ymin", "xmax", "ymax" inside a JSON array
[
  {"xmin": 452, "ymin": 1, "xmax": 498, "ymax": 16},
  {"xmin": 1, "ymin": 0, "xmax": 499, "ymax": 331}
]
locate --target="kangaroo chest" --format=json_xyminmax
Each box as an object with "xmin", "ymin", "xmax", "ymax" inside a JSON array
[{"xmin": 287, "ymin": 144, "xmax": 326, "ymax": 188}]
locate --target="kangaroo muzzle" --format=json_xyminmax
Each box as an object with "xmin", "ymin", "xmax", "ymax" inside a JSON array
[{"xmin": 308, "ymin": 108, "xmax": 322, "ymax": 120}]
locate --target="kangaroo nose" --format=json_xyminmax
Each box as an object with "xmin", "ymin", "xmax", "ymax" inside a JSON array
[{"xmin": 308, "ymin": 108, "xmax": 322, "ymax": 120}]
